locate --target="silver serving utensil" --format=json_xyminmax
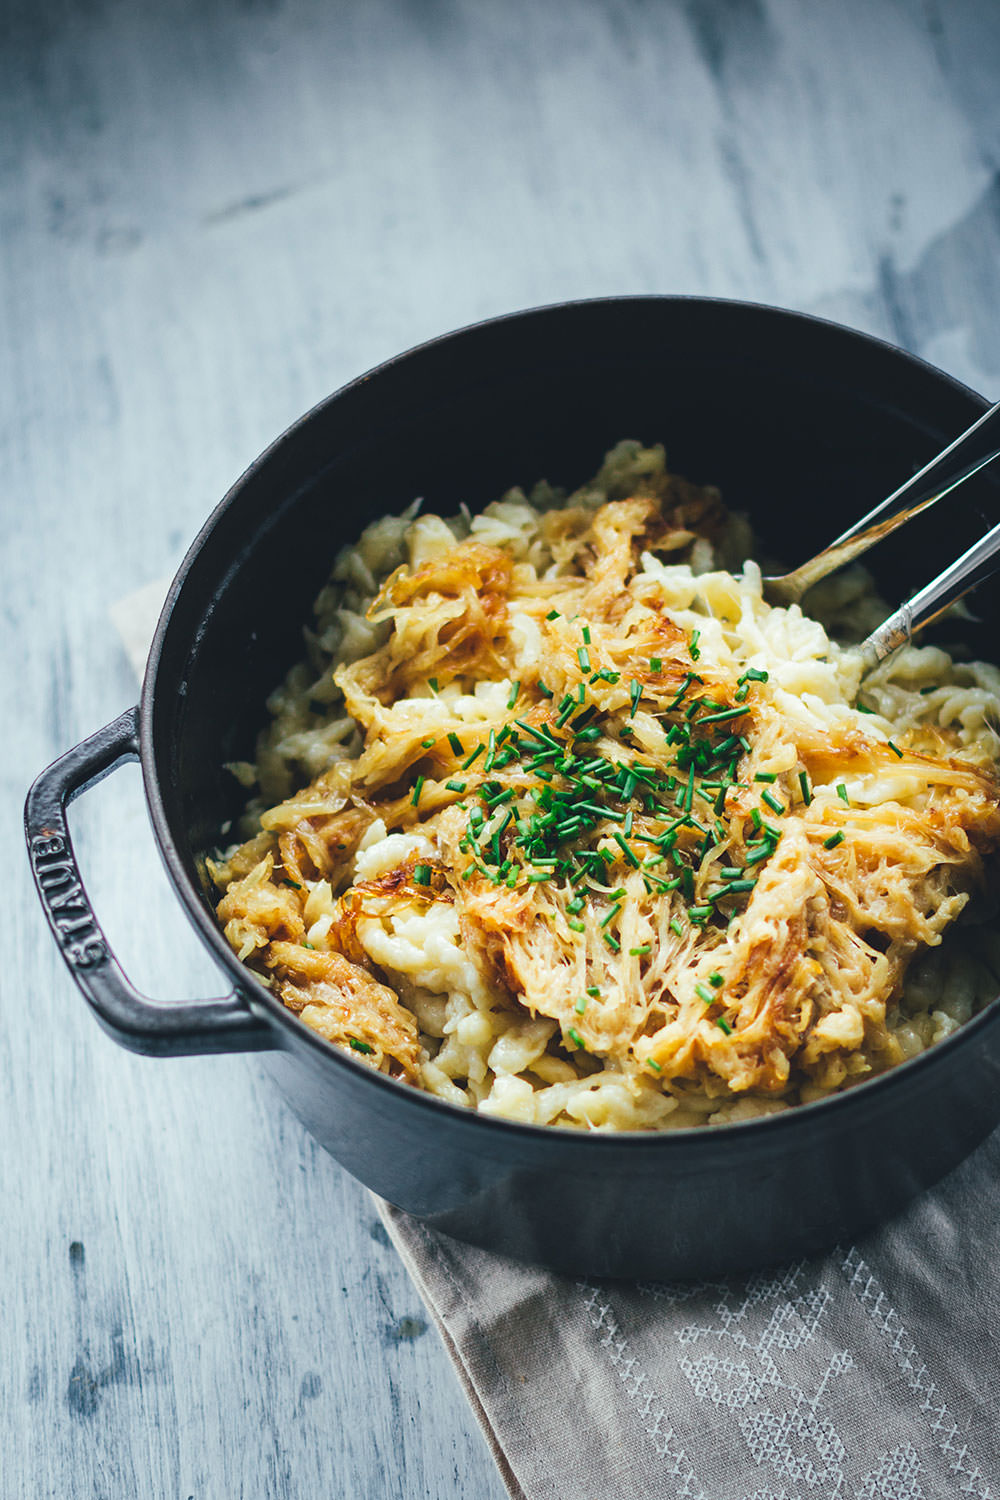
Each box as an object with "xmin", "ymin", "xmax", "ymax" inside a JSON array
[
  {"xmin": 763, "ymin": 399, "xmax": 1000, "ymax": 607},
  {"xmin": 857, "ymin": 515, "xmax": 1000, "ymax": 673}
]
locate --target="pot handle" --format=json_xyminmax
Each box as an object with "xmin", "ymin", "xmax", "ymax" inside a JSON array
[{"xmin": 24, "ymin": 707, "xmax": 274, "ymax": 1057}]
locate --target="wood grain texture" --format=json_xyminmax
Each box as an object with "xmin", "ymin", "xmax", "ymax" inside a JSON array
[{"xmin": 3, "ymin": 0, "xmax": 1000, "ymax": 1494}]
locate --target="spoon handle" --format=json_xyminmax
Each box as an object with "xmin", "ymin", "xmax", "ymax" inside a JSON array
[
  {"xmin": 860, "ymin": 514, "xmax": 1000, "ymax": 672},
  {"xmin": 767, "ymin": 399, "xmax": 1000, "ymax": 604}
]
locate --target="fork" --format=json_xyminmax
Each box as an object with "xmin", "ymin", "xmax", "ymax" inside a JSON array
[{"xmin": 761, "ymin": 399, "xmax": 1000, "ymax": 667}]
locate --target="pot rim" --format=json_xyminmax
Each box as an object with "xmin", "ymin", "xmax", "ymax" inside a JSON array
[{"xmin": 138, "ymin": 292, "xmax": 1000, "ymax": 1152}]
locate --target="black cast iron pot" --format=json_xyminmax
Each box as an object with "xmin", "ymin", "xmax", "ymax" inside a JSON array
[{"xmin": 25, "ymin": 297, "xmax": 1000, "ymax": 1279}]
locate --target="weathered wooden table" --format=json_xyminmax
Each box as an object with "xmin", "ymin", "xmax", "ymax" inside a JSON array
[{"xmin": 5, "ymin": 2, "xmax": 1000, "ymax": 1494}]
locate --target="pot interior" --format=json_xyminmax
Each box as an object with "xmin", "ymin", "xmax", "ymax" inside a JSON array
[{"xmin": 146, "ymin": 298, "xmax": 1000, "ymax": 917}]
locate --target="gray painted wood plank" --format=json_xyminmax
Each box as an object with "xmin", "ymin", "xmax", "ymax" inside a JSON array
[{"xmin": 4, "ymin": 0, "xmax": 1000, "ymax": 1494}]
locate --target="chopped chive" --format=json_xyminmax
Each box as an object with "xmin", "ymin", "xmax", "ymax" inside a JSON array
[
  {"xmin": 647, "ymin": 1058, "xmax": 663, "ymax": 1073},
  {"xmin": 715, "ymin": 1017, "xmax": 733, "ymax": 1036},
  {"xmin": 799, "ymin": 770, "xmax": 812, "ymax": 806},
  {"xmin": 856, "ymin": 701, "xmax": 875, "ymax": 713},
  {"xmin": 689, "ymin": 630, "xmax": 701, "ymax": 660},
  {"xmin": 750, "ymin": 807, "xmax": 762, "ymax": 831},
  {"xmin": 412, "ymin": 864, "xmax": 432, "ymax": 886},
  {"xmin": 667, "ymin": 671, "xmax": 698, "ymax": 709},
  {"xmin": 411, "ymin": 775, "xmax": 425, "ymax": 806},
  {"xmin": 567, "ymin": 1027, "xmax": 586, "ymax": 1049},
  {"xmin": 537, "ymin": 681, "xmax": 554, "ymax": 699},
  {"xmin": 546, "ymin": 609, "xmax": 561, "ymax": 621},
  {"xmin": 349, "ymin": 1038, "xmax": 373, "ymax": 1054},
  {"xmin": 515, "ymin": 716, "xmax": 559, "ymax": 746},
  {"xmin": 462, "ymin": 744, "xmax": 484, "ymax": 769},
  {"xmin": 709, "ymin": 971, "xmax": 724, "ymax": 987},
  {"xmin": 421, "ymin": 737, "xmax": 436, "ymax": 749},
  {"xmin": 669, "ymin": 917, "xmax": 684, "ymax": 937},
  {"xmin": 446, "ymin": 779, "xmax": 466, "ymax": 793},
  {"xmin": 613, "ymin": 832, "xmax": 640, "ymax": 867},
  {"xmin": 447, "ymin": 732, "xmax": 464, "ymax": 755},
  {"xmin": 744, "ymin": 844, "xmax": 772, "ymax": 865},
  {"xmin": 574, "ymin": 996, "xmax": 588, "ymax": 1014},
  {"xmin": 738, "ymin": 667, "xmax": 768, "ymax": 684},
  {"xmin": 428, "ymin": 678, "xmax": 439, "ymax": 691},
  {"xmin": 688, "ymin": 905, "xmax": 712, "ymax": 923},
  {"xmin": 629, "ymin": 679, "xmax": 642, "ymax": 717},
  {"xmin": 577, "ymin": 646, "xmax": 591, "ymax": 671},
  {"xmin": 697, "ymin": 706, "xmax": 747, "ymax": 725},
  {"xmin": 695, "ymin": 983, "xmax": 715, "ymax": 1004},
  {"xmin": 754, "ymin": 772, "xmax": 777, "ymax": 783},
  {"xmin": 586, "ymin": 985, "xmax": 601, "ymax": 997},
  {"xmin": 823, "ymin": 830, "xmax": 845, "ymax": 849},
  {"xmin": 282, "ymin": 879, "xmax": 302, "ymax": 889},
  {"xmin": 720, "ymin": 878, "xmax": 756, "ymax": 893},
  {"xmin": 302, "ymin": 941, "xmax": 315, "ymax": 950},
  {"xmin": 506, "ymin": 681, "xmax": 520, "ymax": 710},
  {"xmin": 600, "ymin": 903, "xmax": 623, "ymax": 928},
  {"xmin": 582, "ymin": 625, "xmax": 591, "ymax": 644},
  {"xmin": 836, "ymin": 783, "xmax": 849, "ymax": 804},
  {"xmin": 568, "ymin": 918, "xmax": 586, "ymax": 933},
  {"xmin": 649, "ymin": 656, "xmax": 662, "ymax": 672},
  {"xmin": 629, "ymin": 944, "xmax": 652, "ymax": 956},
  {"xmin": 887, "ymin": 741, "xmax": 903, "ymax": 759},
  {"xmin": 761, "ymin": 790, "xmax": 785, "ymax": 816},
  {"xmin": 603, "ymin": 933, "xmax": 621, "ymax": 952}
]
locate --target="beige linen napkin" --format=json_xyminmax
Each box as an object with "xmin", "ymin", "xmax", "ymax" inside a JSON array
[
  {"xmin": 115, "ymin": 581, "xmax": 1000, "ymax": 1500},
  {"xmin": 377, "ymin": 1159, "xmax": 1000, "ymax": 1500}
]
